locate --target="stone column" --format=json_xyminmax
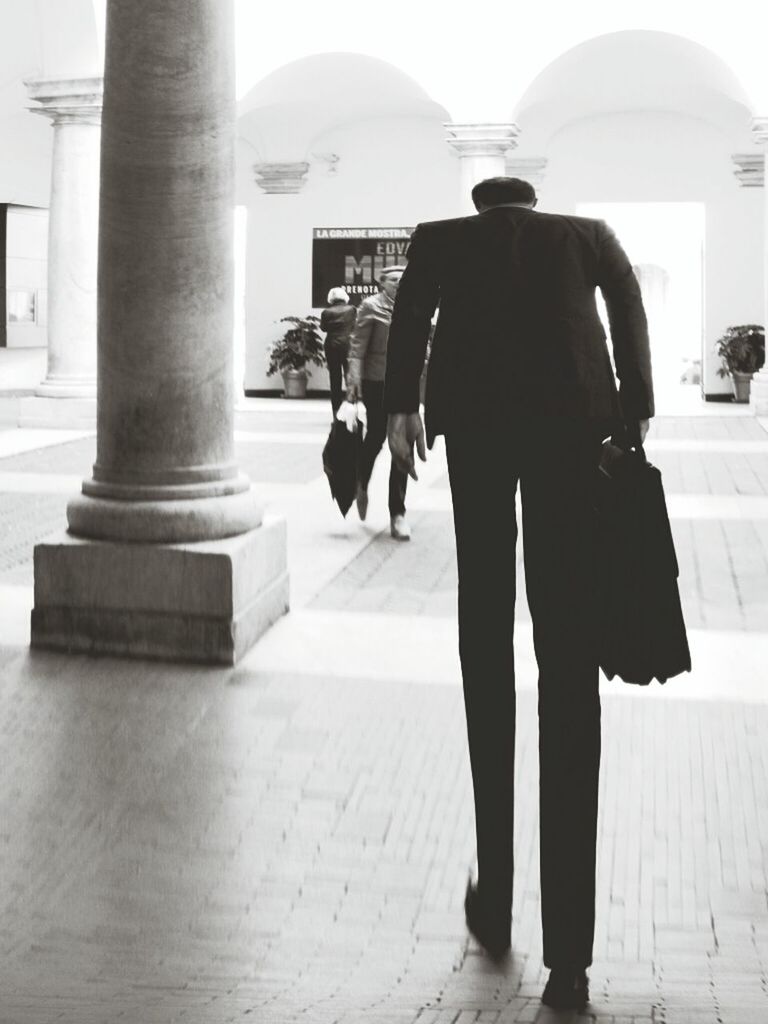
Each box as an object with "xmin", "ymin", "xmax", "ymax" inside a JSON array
[
  {"xmin": 31, "ymin": 0, "xmax": 288, "ymax": 665},
  {"xmin": 240, "ymin": 162, "xmax": 315, "ymax": 398},
  {"xmin": 445, "ymin": 123, "xmax": 520, "ymax": 213},
  {"xmin": 750, "ymin": 118, "xmax": 768, "ymax": 416},
  {"xmin": 18, "ymin": 78, "xmax": 102, "ymax": 428}
]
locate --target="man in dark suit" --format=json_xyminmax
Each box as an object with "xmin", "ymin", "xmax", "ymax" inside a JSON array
[{"xmin": 383, "ymin": 177, "xmax": 653, "ymax": 1011}]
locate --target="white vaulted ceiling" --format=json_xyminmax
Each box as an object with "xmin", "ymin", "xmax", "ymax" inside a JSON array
[
  {"xmin": 514, "ymin": 31, "xmax": 755, "ymax": 148},
  {"xmin": 237, "ymin": 53, "xmax": 450, "ymax": 163}
]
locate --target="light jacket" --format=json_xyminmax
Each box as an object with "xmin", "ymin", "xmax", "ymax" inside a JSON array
[{"xmin": 347, "ymin": 291, "xmax": 394, "ymax": 386}]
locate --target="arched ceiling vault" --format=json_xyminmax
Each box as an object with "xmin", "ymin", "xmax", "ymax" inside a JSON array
[
  {"xmin": 237, "ymin": 53, "xmax": 450, "ymax": 163},
  {"xmin": 513, "ymin": 31, "xmax": 755, "ymax": 150}
]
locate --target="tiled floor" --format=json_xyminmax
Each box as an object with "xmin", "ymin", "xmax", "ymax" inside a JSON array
[{"xmin": 0, "ymin": 387, "xmax": 767, "ymax": 1023}]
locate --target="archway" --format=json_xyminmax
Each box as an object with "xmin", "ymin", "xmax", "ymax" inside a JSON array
[
  {"xmin": 238, "ymin": 52, "xmax": 449, "ymax": 164},
  {"xmin": 513, "ymin": 31, "xmax": 759, "ymax": 403},
  {"xmin": 236, "ymin": 54, "xmax": 454, "ymax": 393}
]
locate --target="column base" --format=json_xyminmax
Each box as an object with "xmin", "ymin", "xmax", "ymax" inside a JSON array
[
  {"xmin": 35, "ymin": 379, "xmax": 97, "ymax": 399},
  {"xmin": 31, "ymin": 517, "xmax": 289, "ymax": 665},
  {"xmin": 67, "ymin": 485, "xmax": 263, "ymax": 543},
  {"xmin": 18, "ymin": 395, "xmax": 96, "ymax": 429}
]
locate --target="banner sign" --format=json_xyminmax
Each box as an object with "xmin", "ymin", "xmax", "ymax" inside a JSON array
[{"xmin": 312, "ymin": 227, "xmax": 414, "ymax": 307}]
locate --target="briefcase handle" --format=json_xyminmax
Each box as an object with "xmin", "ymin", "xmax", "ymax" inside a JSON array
[{"xmin": 610, "ymin": 423, "xmax": 648, "ymax": 462}]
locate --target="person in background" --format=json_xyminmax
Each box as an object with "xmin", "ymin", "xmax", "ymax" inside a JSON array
[
  {"xmin": 320, "ymin": 286, "xmax": 356, "ymax": 415},
  {"xmin": 346, "ymin": 265, "xmax": 411, "ymax": 541}
]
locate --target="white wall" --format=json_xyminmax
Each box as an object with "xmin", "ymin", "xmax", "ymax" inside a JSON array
[
  {"xmin": 5, "ymin": 205, "xmax": 48, "ymax": 348},
  {"xmin": 240, "ymin": 108, "xmax": 764, "ymax": 398},
  {"xmin": 537, "ymin": 111, "xmax": 763, "ymax": 397},
  {"xmin": 0, "ymin": 0, "xmax": 101, "ymax": 207},
  {"xmin": 0, "ymin": 108, "xmax": 53, "ymax": 207},
  {"xmin": 240, "ymin": 115, "xmax": 460, "ymax": 393}
]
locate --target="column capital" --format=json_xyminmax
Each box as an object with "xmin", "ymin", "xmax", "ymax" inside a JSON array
[
  {"xmin": 506, "ymin": 156, "xmax": 548, "ymax": 187},
  {"xmin": 444, "ymin": 123, "xmax": 521, "ymax": 158},
  {"xmin": 752, "ymin": 116, "xmax": 768, "ymax": 146},
  {"xmin": 25, "ymin": 76, "xmax": 103, "ymax": 126},
  {"xmin": 254, "ymin": 162, "xmax": 310, "ymax": 194},
  {"xmin": 732, "ymin": 153, "xmax": 764, "ymax": 187}
]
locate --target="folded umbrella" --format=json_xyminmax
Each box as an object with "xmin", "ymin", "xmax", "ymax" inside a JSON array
[{"xmin": 322, "ymin": 417, "xmax": 363, "ymax": 517}]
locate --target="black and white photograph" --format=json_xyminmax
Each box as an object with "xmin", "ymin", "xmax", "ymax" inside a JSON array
[{"xmin": 0, "ymin": 1, "xmax": 766, "ymax": 1021}]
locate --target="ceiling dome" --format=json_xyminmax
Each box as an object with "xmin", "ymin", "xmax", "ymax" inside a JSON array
[
  {"xmin": 238, "ymin": 53, "xmax": 449, "ymax": 161},
  {"xmin": 515, "ymin": 31, "xmax": 754, "ymax": 147}
]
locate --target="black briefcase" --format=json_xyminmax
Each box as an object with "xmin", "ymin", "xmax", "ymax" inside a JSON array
[{"xmin": 594, "ymin": 441, "xmax": 691, "ymax": 685}]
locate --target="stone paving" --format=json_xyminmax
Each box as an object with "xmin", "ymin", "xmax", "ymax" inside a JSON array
[
  {"xmin": 0, "ymin": 390, "xmax": 766, "ymax": 1023},
  {"xmin": 0, "ymin": 434, "xmax": 323, "ymax": 485}
]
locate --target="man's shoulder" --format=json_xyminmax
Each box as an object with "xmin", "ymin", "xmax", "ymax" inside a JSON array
[
  {"xmin": 412, "ymin": 216, "xmax": 471, "ymax": 237},
  {"xmin": 536, "ymin": 211, "xmax": 606, "ymax": 234},
  {"xmin": 414, "ymin": 211, "xmax": 605, "ymax": 234}
]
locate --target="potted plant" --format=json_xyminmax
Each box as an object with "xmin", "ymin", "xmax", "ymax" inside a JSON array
[
  {"xmin": 715, "ymin": 324, "xmax": 765, "ymax": 403},
  {"xmin": 266, "ymin": 315, "xmax": 326, "ymax": 399}
]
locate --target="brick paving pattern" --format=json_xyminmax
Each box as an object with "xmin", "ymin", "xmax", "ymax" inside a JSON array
[
  {"xmin": 0, "ymin": 434, "xmax": 327, "ymax": 584},
  {"xmin": 0, "ymin": 493, "xmax": 69, "ymax": 575},
  {"xmin": 0, "ymin": 436, "xmax": 95, "ymax": 475},
  {"xmin": 311, "ymin": 510, "xmax": 768, "ymax": 633},
  {"xmin": 649, "ymin": 416, "xmax": 768, "ymax": 441},
  {"xmin": 0, "ymin": 409, "xmax": 766, "ymax": 1022},
  {"xmin": 0, "ymin": 436, "xmax": 324, "ymax": 486},
  {"xmin": 311, "ymin": 511, "xmax": 461, "ymax": 619},
  {"xmin": 431, "ymin": 450, "xmax": 768, "ymax": 496},
  {"xmin": 0, "ymin": 656, "xmax": 766, "ymax": 1023}
]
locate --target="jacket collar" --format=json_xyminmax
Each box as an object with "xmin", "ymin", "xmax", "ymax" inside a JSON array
[{"xmin": 478, "ymin": 204, "xmax": 536, "ymax": 214}]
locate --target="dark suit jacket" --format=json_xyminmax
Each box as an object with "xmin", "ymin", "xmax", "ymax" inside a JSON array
[{"xmin": 383, "ymin": 206, "xmax": 654, "ymax": 447}]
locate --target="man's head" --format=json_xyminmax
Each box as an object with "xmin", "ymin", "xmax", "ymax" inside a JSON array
[
  {"xmin": 378, "ymin": 264, "xmax": 406, "ymax": 299},
  {"xmin": 471, "ymin": 177, "xmax": 537, "ymax": 212}
]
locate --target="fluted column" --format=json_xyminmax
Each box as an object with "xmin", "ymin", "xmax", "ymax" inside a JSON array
[
  {"xmin": 750, "ymin": 118, "xmax": 768, "ymax": 415},
  {"xmin": 20, "ymin": 78, "xmax": 101, "ymax": 421},
  {"xmin": 445, "ymin": 123, "xmax": 520, "ymax": 213},
  {"xmin": 32, "ymin": 0, "xmax": 288, "ymax": 665}
]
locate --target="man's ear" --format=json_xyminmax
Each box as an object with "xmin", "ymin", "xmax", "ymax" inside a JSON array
[{"xmin": 532, "ymin": 198, "xmax": 539, "ymax": 208}]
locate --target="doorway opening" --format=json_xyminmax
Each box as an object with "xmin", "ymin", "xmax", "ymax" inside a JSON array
[{"xmin": 576, "ymin": 202, "xmax": 705, "ymax": 408}]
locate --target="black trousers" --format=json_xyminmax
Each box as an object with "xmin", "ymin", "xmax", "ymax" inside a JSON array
[
  {"xmin": 445, "ymin": 418, "xmax": 603, "ymax": 970},
  {"xmin": 325, "ymin": 341, "xmax": 348, "ymax": 415},
  {"xmin": 358, "ymin": 379, "xmax": 408, "ymax": 517}
]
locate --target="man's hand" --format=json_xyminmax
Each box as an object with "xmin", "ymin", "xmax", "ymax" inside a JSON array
[
  {"xmin": 388, "ymin": 412, "xmax": 426, "ymax": 481},
  {"xmin": 346, "ymin": 383, "xmax": 360, "ymax": 404},
  {"xmin": 622, "ymin": 417, "xmax": 650, "ymax": 448}
]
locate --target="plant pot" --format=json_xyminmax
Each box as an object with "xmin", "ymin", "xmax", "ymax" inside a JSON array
[
  {"xmin": 731, "ymin": 370, "xmax": 753, "ymax": 403},
  {"xmin": 281, "ymin": 369, "xmax": 307, "ymax": 399}
]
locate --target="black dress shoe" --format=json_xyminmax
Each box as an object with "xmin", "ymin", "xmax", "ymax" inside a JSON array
[
  {"xmin": 541, "ymin": 968, "xmax": 589, "ymax": 1011},
  {"xmin": 464, "ymin": 880, "xmax": 511, "ymax": 959}
]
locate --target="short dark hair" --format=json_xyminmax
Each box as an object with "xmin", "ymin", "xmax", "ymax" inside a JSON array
[{"xmin": 471, "ymin": 177, "xmax": 536, "ymax": 210}]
